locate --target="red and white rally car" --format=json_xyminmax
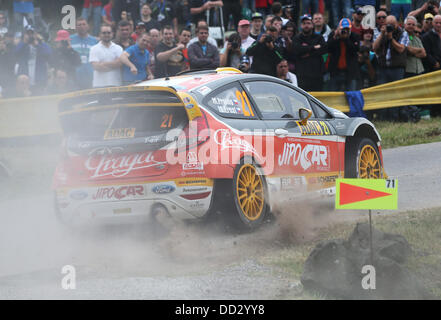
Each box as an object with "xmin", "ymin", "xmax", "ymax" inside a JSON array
[{"xmin": 53, "ymin": 68, "xmax": 386, "ymax": 229}]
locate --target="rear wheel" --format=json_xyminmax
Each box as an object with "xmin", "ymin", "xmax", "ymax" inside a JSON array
[
  {"xmin": 231, "ymin": 160, "xmax": 269, "ymax": 229},
  {"xmin": 346, "ymin": 138, "xmax": 382, "ymax": 179}
]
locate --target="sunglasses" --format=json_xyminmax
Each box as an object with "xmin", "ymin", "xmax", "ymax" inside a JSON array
[
  {"xmin": 377, "ymin": 16, "xmax": 387, "ymax": 19},
  {"xmin": 101, "ymin": 32, "xmax": 112, "ymax": 34}
]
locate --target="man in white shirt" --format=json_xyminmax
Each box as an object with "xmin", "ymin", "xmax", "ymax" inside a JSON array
[
  {"xmin": 238, "ymin": 19, "xmax": 255, "ymax": 51},
  {"xmin": 89, "ymin": 24, "xmax": 123, "ymax": 87}
]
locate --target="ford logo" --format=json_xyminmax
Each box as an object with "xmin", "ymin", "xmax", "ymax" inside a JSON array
[
  {"xmin": 152, "ymin": 185, "xmax": 175, "ymax": 194},
  {"xmin": 70, "ymin": 190, "xmax": 88, "ymax": 200}
]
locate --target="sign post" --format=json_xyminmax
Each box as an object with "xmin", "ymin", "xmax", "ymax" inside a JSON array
[{"xmin": 335, "ymin": 179, "xmax": 398, "ymax": 265}]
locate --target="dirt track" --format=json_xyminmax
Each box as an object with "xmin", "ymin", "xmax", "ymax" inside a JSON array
[{"xmin": 0, "ymin": 141, "xmax": 440, "ymax": 299}]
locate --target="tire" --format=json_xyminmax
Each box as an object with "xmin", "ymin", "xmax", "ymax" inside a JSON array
[
  {"xmin": 346, "ymin": 137, "xmax": 382, "ymax": 179},
  {"xmin": 230, "ymin": 158, "xmax": 269, "ymax": 230}
]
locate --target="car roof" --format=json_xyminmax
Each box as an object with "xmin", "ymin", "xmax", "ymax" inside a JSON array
[{"xmin": 134, "ymin": 69, "xmax": 278, "ymax": 93}]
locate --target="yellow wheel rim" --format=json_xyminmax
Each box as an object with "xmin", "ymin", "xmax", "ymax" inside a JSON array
[
  {"xmin": 236, "ymin": 164, "xmax": 264, "ymax": 221},
  {"xmin": 358, "ymin": 145, "xmax": 381, "ymax": 179}
]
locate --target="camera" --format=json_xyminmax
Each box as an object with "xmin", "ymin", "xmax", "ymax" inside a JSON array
[
  {"xmin": 341, "ymin": 29, "xmax": 347, "ymax": 35},
  {"xmin": 61, "ymin": 40, "xmax": 69, "ymax": 47},
  {"xmin": 264, "ymin": 35, "xmax": 274, "ymax": 43},
  {"xmin": 230, "ymin": 41, "xmax": 239, "ymax": 50},
  {"xmin": 386, "ymin": 24, "xmax": 394, "ymax": 33}
]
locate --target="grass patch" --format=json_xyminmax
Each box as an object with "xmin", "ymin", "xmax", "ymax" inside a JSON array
[
  {"xmin": 373, "ymin": 116, "xmax": 441, "ymax": 149},
  {"xmin": 261, "ymin": 207, "xmax": 441, "ymax": 299}
]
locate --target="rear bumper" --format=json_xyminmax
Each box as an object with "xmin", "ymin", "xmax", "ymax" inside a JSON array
[{"xmin": 55, "ymin": 178, "xmax": 214, "ymax": 226}]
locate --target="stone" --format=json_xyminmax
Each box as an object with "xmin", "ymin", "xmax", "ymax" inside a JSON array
[{"xmin": 301, "ymin": 222, "xmax": 434, "ymax": 299}]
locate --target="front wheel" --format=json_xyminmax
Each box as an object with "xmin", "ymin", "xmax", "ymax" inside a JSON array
[{"xmin": 346, "ymin": 138, "xmax": 382, "ymax": 179}]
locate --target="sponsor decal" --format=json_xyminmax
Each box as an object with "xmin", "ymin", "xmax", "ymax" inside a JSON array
[
  {"xmin": 197, "ymin": 86, "xmax": 212, "ymax": 95},
  {"xmin": 278, "ymin": 143, "xmax": 329, "ymax": 171},
  {"xmin": 182, "ymin": 162, "xmax": 204, "ymax": 170},
  {"xmin": 176, "ymin": 178, "xmax": 211, "ymax": 186},
  {"xmin": 190, "ymin": 201, "xmax": 204, "ymax": 209},
  {"xmin": 296, "ymin": 121, "xmax": 331, "ymax": 136},
  {"xmin": 104, "ymin": 128, "xmax": 136, "ymax": 140},
  {"xmin": 214, "ymin": 129, "xmax": 257, "ymax": 153},
  {"xmin": 183, "ymin": 97, "xmax": 191, "ymax": 104},
  {"xmin": 280, "ymin": 176, "xmax": 305, "ymax": 190},
  {"xmin": 182, "ymin": 187, "xmax": 209, "ymax": 193},
  {"xmin": 85, "ymin": 148, "xmax": 167, "ymax": 178},
  {"xmin": 152, "ymin": 184, "xmax": 175, "ymax": 194},
  {"xmin": 182, "ymin": 152, "xmax": 204, "ymax": 171},
  {"xmin": 70, "ymin": 190, "xmax": 88, "ymax": 200},
  {"xmin": 113, "ymin": 208, "xmax": 131, "ymax": 214},
  {"xmin": 144, "ymin": 135, "xmax": 162, "ymax": 144},
  {"xmin": 185, "ymin": 103, "xmax": 194, "ymax": 109},
  {"xmin": 92, "ymin": 185, "xmax": 144, "ymax": 200}
]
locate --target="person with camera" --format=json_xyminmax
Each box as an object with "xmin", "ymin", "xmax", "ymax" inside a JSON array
[
  {"xmin": 292, "ymin": 14, "xmax": 327, "ymax": 91},
  {"xmin": 51, "ymin": 29, "xmax": 81, "ymax": 88},
  {"xmin": 373, "ymin": 15, "xmax": 408, "ymax": 83},
  {"xmin": 14, "ymin": 25, "xmax": 51, "ymax": 95},
  {"xmin": 246, "ymin": 26, "xmax": 284, "ymax": 77},
  {"xmin": 409, "ymin": 0, "xmax": 439, "ymax": 22},
  {"xmin": 327, "ymin": 18, "xmax": 361, "ymax": 91},
  {"xmin": 220, "ymin": 32, "xmax": 245, "ymax": 68},
  {"xmin": 89, "ymin": 25, "xmax": 123, "ymax": 88},
  {"xmin": 373, "ymin": 15, "xmax": 408, "ymax": 120}
]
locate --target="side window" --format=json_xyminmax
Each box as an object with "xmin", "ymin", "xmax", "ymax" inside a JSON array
[
  {"xmin": 243, "ymin": 81, "xmax": 313, "ymax": 119},
  {"xmin": 310, "ymin": 98, "xmax": 332, "ymax": 119},
  {"xmin": 204, "ymin": 82, "xmax": 257, "ymax": 119}
]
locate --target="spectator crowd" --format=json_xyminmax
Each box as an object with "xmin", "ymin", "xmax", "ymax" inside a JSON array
[{"xmin": 0, "ymin": 0, "xmax": 440, "ymax": 120}]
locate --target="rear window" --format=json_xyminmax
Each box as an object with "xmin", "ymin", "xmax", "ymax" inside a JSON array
[{"xmin": 60, "ymin": 106, "xmax": 187, "ymax": 140}]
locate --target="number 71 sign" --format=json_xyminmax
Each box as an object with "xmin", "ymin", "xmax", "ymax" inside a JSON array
[{"xmin": 335, "ymin": 179, "xmax": 398, "ymax": 210}]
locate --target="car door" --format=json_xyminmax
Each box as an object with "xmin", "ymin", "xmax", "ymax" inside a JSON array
[{"xmin": 241, "ymin": 80, "xmax": 340, "ymax": 192}]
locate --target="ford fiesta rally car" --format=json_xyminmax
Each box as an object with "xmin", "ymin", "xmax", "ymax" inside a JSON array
[{"xmin": 53, "ymin": 68, "xmax": 386, "ymax": 229}]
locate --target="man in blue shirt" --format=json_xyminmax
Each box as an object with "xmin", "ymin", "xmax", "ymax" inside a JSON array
[
  {"xmin": 119, "ymin": 32, "xmax": 154, "ymax": 84},
  {"xmin": 70, "ymin": 17, "xmax": 98, "ymax": 90}
]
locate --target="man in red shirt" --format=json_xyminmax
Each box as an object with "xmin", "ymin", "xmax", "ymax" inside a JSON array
[{"xmin": 351, "ymin": 6, "xmax": 367, "ymax": 37}]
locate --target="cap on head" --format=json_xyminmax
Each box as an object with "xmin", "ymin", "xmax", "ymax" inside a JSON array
[
  {"xmin": 354, "ymin": 7, "xmax": 366, "ymax": 15},
  {"xmin": 339, "ymin": 18, "xmax": 352, "ymax": 29},
  {"xmin": 251, "ymin": 12, "xmax": 263, "ymax": 21},
  {"xmin": 55, "ymin": 30, "xmax": 70, "ymax": 41},
  {"xmin": 300, "ymin": 14, "xmax": 312, "ymax": 22},
  {"xmin": 424, "ymin": 13, "xmax": 434, "ymax": 20},
  {"xmin": 238, "ymin": 19, "xmax": 250, "ymax": 27},
  {"xmin": 136, "ymin": 22, "xmax": 146, "ymax": 27}
]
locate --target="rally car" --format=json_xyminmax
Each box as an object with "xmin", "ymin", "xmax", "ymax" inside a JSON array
[{"xmin": 53, "ymin": 68, "xmax": 385, "ymax": 229}]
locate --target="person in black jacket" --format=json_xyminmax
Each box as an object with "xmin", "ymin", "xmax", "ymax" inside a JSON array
[
  {"xmin": 327, "ymin": 18, "xmax": 361, "ymax": 91},
  {"xmin": 246, "ymin": 26, "xmax": 284, "ymax": 77},
  {"xmin": 112, "ymin": 0, "xmax": 140, "ymax": 25},
  {"xmin": 421, "ymin": 14, "xmax": 441, "ymax": 73},
  {"xmin": 291, "ymin": 14, "xmax": 327, "ymax": 91}
]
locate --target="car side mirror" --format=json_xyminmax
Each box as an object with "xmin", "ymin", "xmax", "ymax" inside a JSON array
[{"xmin": 299, "ymin": 108, "xmax": 312, "ymax": 125}]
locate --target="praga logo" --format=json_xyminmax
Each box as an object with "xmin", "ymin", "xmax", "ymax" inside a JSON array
[
  {"xmin": 278, "ymin": 143, "xmax": 329, "ymax": 171},
  {"xmin": 214, "ymin": 129, "xmax": 256, "ymax": 153},
  {"xmin": 85, "ymin": 148, "xmax": 167, "ymax": 178},
  {"xmin": 92, "ymin": 185, "xmax": 144, "ymax": 200}
]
